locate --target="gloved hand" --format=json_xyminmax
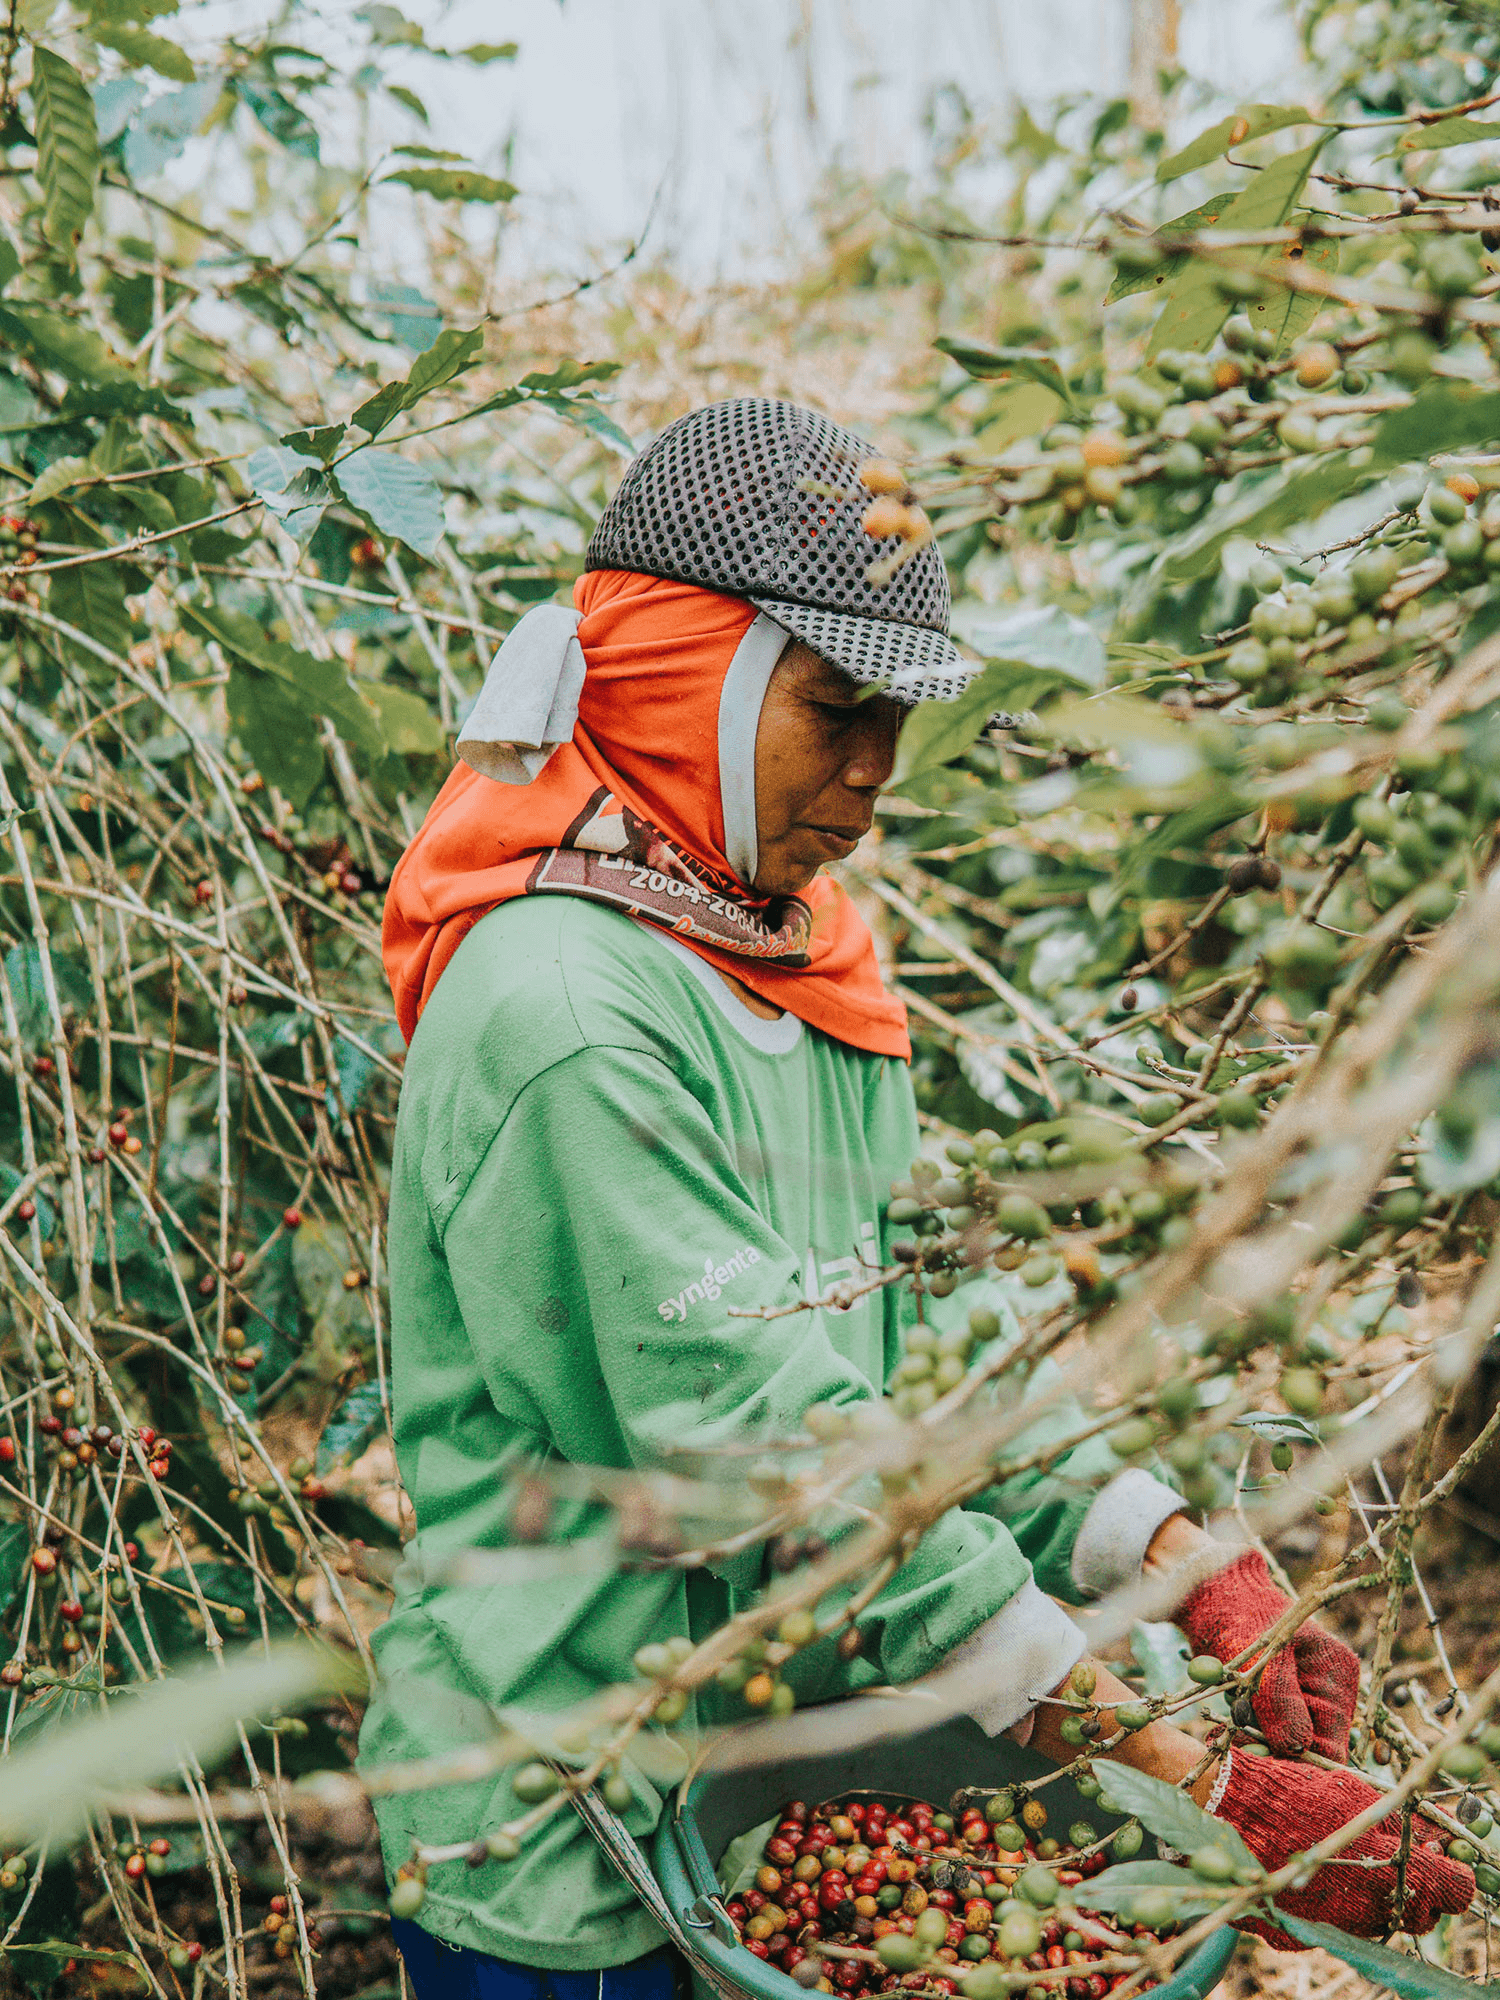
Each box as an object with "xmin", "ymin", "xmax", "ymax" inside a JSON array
[
  {"xmin": 1213, "ymin": 1746, "xmax": 1474, "ymax": 1945},
  {"xmin": 1179, "ymin": 1548, "xmax": 1360, "ymax": 1759}
]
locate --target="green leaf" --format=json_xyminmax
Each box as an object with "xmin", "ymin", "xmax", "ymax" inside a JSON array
[
  {"xmin": 893, "ymin": 658, "xmax": 1079, "ymax": 785},
  {"xmin": 541, "ymin": 393, "xmax": 633, "ymax": 456},
  {"xmin": 351, "ymin": 323, "xmax": 483, "ymax": 437},
  {"xmin": 1156, "ymin": 104, "xmax": 1320, "ymax": 183},
  {"xmin": 246, "ymin": 442, "xmax": 331, "ymax": 544},
  {"xmin": 365, "ymin": 681, "xmax": 444, "ymax": 756},
  {"xmin": 718, "ymin": 1814, "xmax": 784, "ymax": 1896},
  {"xmin": 91, "ymin": 23, "xmax": 194, "ymax": 79},
  {"xmin": 1094, "ymin": 1760, "xmax": 1260, "ymax": 1875},
  {"xmin": 457, "ymin": 40, "xmax": 517, "ymax": 62},
  {"xmin": 235, "ymin": 75, "xmax": 319, "ymax": 159},
  {"xmin": 894, "ymin": 607, "xmax": 1105, "ymax": 786},
  {"xmin": 1418, "ymin": 1058, "xmax": 1500, "ymax": 1196},
  {"xmin": 26, "ymin": 452, "xmax": 91, "ymax": 504},
  {"xmin": 1231, "ymin": 1409, "xmax": 1323, "ymax": 1441},
  {"xmin": 3, "ymin": 943, "xmax": 50, "ymax": 1042},
  {"xmin": 316, "ymin": 1378, "xmax": 386, "ymax": 1473},
  {"xmin": 226, "ymin": 658, "xmax": 325, "ymax": 809},
  {"xmin": 1130, "ymin": 1621, "xmax": 1191, "ymax": 1699},
  {"xmin": 334, "ymin": 447, "xmax": 444, "ymax": 556},
  {"xmin": 1105, "ymin": 195, "xmax": 1233, "ymax": 304},
  {"xmin": 159, "ymin": 1561, "xmax": 296, "ymax": 1635},
  {"xmin": 85, "ymin": 0, "xmax": 181, "ymax": 26},
  {"xmin": 0, "ymin": 1644, "xmax": 360, "ymax": 1847},
  {"xmin": 962, "ymin": 604, "xmax": 1108, "ymax": 686},
  {"xmin": 0, "ymin": 1519, "xmax": 27, "ymax": 1620},
  {"xmin": 1370, "ymin": 382, "xmax": 1500, "ymax": 466},
  {"xmin": 1155, "ymin": 451, "xmax": 1358, "ymax": 583},
  {"xmin": 49, "ymin": 559, "xmax": 132, "ymax": 666},
  {"xmin": 518, "ymin": 359, "xmax": 621, "ymax": 392},
  {"xmin": 934, "ymin": 337, "xmax": 1077, "ymax": 411},
  {"xmin": 186, "ymin": 601, "xmax": 388, "ymax": 805},
  {"xmin": 382, "ymin": 164, "xmax": 516, "ymax": 204},
  {"xmin": 0, "ymin": 303, "xmax": 131, "ymax": 383},
  {"xmin": 93, "ymin": 73, "xmax": 146, "ymax": 145},
  {"xmin": 1273, "ymin": 1915, "xmax": 1499, "ymax": 1998},
  {"xmin": 121, "ymin": 77, "xmax": 219, "ymax": 180},
  {"xmin": 31, "ymin": 48, "xmax": 101, "ymax": 255},
  {"xmin": 1397, "ymin": 116, "xmax": 1500, "ymax": 152},
  {"xmin": 386, "ymin": 83, "xmax": 427, "ymax": 122},
  {"xmin": 359, "ymin": 2, "xmax": 423, "ymax": 45},
  {"xmin": 1269, "ymin": 230, "xmax": 1341, "ymax": 350},
  {"xmin": 278, "ymin": 422, "xmax": 346, "ymax": 463},
  {"xmin": 1064, "ymin": 1860, "xmax": 1224, "ymax": 1915},
  {"xmin": 1147, "ymin": 138, "xmax": 1329, "ymax": 361},
  {"xmin": 368, "ymin": 279, "xmax": 443, "ymax": 351}
]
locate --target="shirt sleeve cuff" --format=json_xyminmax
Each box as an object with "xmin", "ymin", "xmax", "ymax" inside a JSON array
[
  {"xmin": 1069, "ymin": 1468, "xmax": 1186, "ymax": 1601},
  {"xmin": 916, "ymin": 1578, "xmax": 1087, "ymax": 1739}
]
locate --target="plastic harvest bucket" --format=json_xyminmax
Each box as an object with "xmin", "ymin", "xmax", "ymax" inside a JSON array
[{"xmin": 653, "ymin": 1714, "xmax": 1238, "ymax": 2000}]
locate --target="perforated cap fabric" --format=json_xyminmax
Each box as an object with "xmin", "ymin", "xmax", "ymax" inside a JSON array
[{"xmin": 584, "ymin": 396, "xmax": 975, "ymax": 704}]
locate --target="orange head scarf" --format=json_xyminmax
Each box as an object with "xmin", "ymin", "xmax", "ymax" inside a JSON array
[{"xmin": 382, "ymin": 569, "xmax": 910, "ymax": 1059}]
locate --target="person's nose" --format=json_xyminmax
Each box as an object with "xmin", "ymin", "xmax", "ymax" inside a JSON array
[{"xmin": 841, "ymin": 705, "xmax": 901, "ymax": 792}]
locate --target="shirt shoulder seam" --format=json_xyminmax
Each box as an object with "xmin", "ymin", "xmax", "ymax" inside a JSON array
[{"xmin": 436, "ymin": 1040, "xmax": 695, "ymax": 1233}]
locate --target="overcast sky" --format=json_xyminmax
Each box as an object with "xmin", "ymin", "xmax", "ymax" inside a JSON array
[{"xmin": 384, "ymin": 0, "xmax": 1301, "ymax": 278}]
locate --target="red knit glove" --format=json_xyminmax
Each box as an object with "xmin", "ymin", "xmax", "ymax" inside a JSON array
[
  {"xmin": 1214, "ymin": 1747, "xmax": 1474, "ymax": 1946},
  {"xmin": 1179, "ymin": 1548, "xmax": 1360, "ymax": 1759}
]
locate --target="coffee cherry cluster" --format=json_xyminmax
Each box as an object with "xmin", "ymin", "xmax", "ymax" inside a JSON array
[
  {"xmin": 0, "ymin": 514, "xmax": 41, "ymax": 608},
  {"xmin": 858, "ymin": 459, "xmax": 934, "ymax": 577},
  {"xmin": 33, "ymin": 1397, "xmax": 168, "ymax": 1483},
  {"xmin": 260, "ymin": 1891, "xmax": 322, "ymax": 1958},
  {"xmin": 725, "ymin": 1791, "xmax": 1161, "ymax": 1998}
]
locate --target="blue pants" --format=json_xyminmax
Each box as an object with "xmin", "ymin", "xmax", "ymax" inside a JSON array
[{"xmin": 391, "ymin": 1918, "xmax": 683, "ymax": 2000}]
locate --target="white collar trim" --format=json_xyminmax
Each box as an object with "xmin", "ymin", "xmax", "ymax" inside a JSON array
[{"xmin": 636, "ymin": 924, "xmax": 803, "ymax": 1055}]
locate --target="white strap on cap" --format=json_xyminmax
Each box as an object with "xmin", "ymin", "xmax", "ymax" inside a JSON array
[
  {"xmin": 456, "ymin": 603, "xmax": 586, "ymax": 785},
  {"xmin": 717, "ymin": 612, "xmax": 789, "ymax": 886}
]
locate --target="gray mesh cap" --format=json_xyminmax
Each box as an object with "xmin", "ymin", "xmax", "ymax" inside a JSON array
[{"xmin": 584, "ymin": 396, "xmax": 974, "ymax": 703}]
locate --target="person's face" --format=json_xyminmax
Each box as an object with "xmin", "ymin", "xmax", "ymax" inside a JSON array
[{"xmin": 751, "ymin": 641, "xmax": 903, "ymax": 896}]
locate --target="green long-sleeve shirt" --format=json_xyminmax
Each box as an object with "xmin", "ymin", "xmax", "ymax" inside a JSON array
[{"xmin": 358, "ymin": 898, "xmax": 1181, "ymax": 1968}]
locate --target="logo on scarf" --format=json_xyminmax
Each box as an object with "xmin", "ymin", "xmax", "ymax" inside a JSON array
[{"xmin": 525, "ymin": 789, "xmax": 813, "ymax": 964}]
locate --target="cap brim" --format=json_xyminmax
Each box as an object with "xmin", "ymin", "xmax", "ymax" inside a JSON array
[{"xmin": 748, "ymin": 598, "xmax": 977, "ymax": 705}]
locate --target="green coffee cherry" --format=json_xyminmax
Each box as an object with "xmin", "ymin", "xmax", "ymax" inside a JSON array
[
  {"xmin": 1111, "ymin": 1822, "xmax": 1144, "ymax": 1860},
  {"xmin": 512, "ymin": 1761, "xmax": 560, "ymax": 1804},
  {"xmin": 997, "ymin": 1907, "xmax": 1043, "ymax": 1959},
  {"xmin": 996, "ymin": 1194, "xmax": 1050, "ymax": 1241},
  {"xmin": 389, "ymin": 1876, "xmax": 426, "ymax": 1918},
  {"xmin": 914, "ymin": 1907, "xmax": 951, "ymax": 1948},
  {"xmin": 1279, "ymin": 1368, "xmax": 1324, "ymax": 1418},
  {"xmin": 1108, "ymin": 1417, "xmax": 1156, "ymax": 1460},
  {"xmin": 1427, "ymin": 483, "xmax": 1468, "ymax": 526},
  {"xmin": 1017, "ymin": 1864, "xmax": 1058, "ymax": 1907},
  {"xmin": 1186, "ymin": 1655, "xmax": 1225, "ymax": 1686},
  {"xmin": 1441, "ymin": 1743, "xmax": 1488, "ymax": 1781},
  {"xmin": 876, "ymin": 1933, "xmax": 926, "ymax": 1973},
  {"xmin": 1190, "ymin": 1845, "xmax": 1239, "ymax": 1883}
]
